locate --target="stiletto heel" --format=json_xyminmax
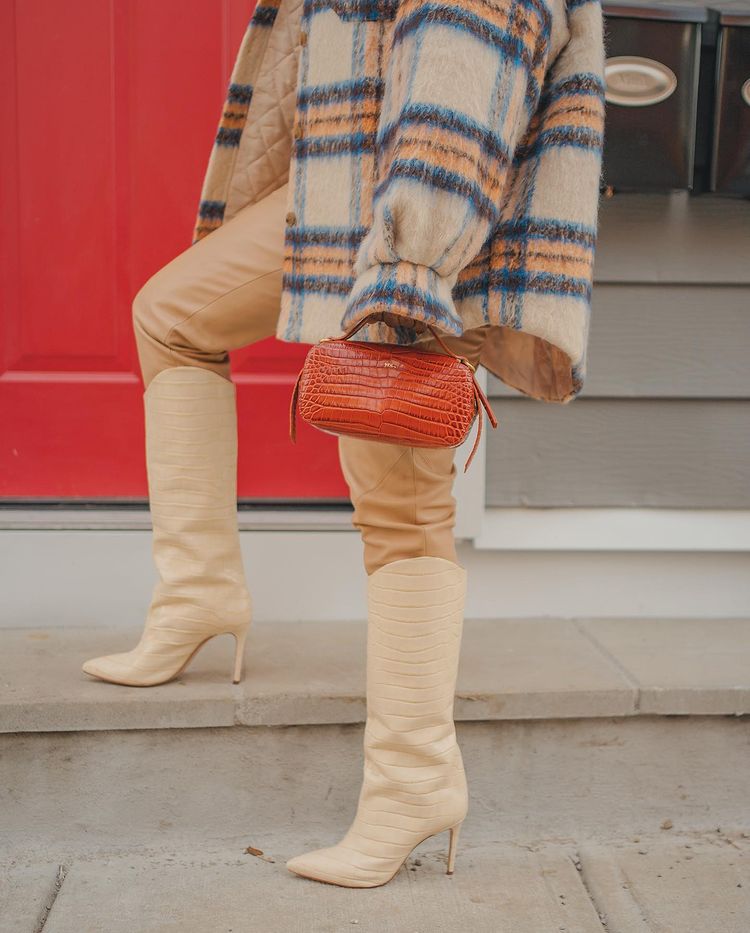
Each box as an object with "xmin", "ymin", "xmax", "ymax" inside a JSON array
[
  {"xmin": 232, "ymin": 627, "xmax": 248, "ymax": 684},
  {"xmin": 446, "ymin": 822, "xmax": 462, "ymax": 875}
]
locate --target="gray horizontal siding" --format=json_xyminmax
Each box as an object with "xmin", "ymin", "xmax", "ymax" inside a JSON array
[
  {"xmin": 487, "ymin": 285, "xmax": 750, "ymax": 399},
  {"xmin": 595, "ymin": 193, "xmax": 750, "ymax": 285},
  {"xmin": 485, "ymin": 399, "xmax": 750, "ymax": 508},
  {"xmin": 484, "ymin": 193, "xmax": 750, "ymax": 510}
]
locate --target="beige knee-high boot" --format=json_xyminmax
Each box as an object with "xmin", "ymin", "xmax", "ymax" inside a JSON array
[
  {"xmin": 82, "ymin": 367, "xmax": 252, "ymax": 687},
  {"xmin": 286, "ymin": 554, "xmax": 468, "ymax": 887}
]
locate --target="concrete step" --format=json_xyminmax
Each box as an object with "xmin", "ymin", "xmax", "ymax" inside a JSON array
[
  {"xmin": 5, "ymin": 832, "xmax": 750, "ymax": 933},
  {"xmin": 3, "ymin": 620, "xmax": 749, "ymax": 931},
  {"xmin": 4, "ymin": 716, "xmax": 749, "ymax": 854},
  {"xmin": 2, "ymin": 617, "xmax": 750, "ymax": 733},
  {"xmin": 2, "ymin": 618, "xmax": 749, "ymax": 864}
]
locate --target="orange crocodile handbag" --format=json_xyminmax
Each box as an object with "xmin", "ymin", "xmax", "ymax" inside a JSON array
[{"xmin": 288, "ymin": 315, "xmax": 498, "ymax": 473}]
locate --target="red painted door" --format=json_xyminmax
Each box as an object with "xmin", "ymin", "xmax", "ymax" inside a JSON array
[{"xmin": 0, "ymin": 0, "xmax": 346, "ymax": 500}]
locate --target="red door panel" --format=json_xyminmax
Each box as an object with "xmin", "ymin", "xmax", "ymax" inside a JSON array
[{"xmin": 0, "ymin": 0, "xmax": 346, "ymax": 499}]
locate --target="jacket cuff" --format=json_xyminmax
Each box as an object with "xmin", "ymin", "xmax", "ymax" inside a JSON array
[{"xmin": 341, "ymin": 261, "xmax": 464, "ymax": 337}]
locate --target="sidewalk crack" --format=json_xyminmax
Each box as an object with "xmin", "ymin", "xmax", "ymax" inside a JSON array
[
  {"xmin": 573, "ymin": 619, "xmax": 642, "ymax": 712},
  {"xmin": 34, "ymin": 863, "xmax": 68, "ymax": 933},
  {"xmin": 570, "ymin": 849, "xmax": 611, "ymax": 930},
  {"xmin": 574, "ymin": 848, "xmax": 655, "ymax": 932}
]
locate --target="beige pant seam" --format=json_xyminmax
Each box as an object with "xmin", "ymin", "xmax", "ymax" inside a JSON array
[
  {"xmin": 410, "ymin": 449, "xmax": 428, "ymax": 558},
  {"xmin": 163, "ymin": 266, "xmax": 283, "ymax": 358},
  {"xmin": 348, "ymin": 446, "xmax": 412, "ymax": 505}
]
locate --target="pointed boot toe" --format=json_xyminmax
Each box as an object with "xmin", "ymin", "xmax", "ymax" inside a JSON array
[
  {"xmin": 286, "ymin": 849, "xmax": 383, "ymax": 887},
  {"xmin": 81, "ymin": 654, "xmax": 119, "ymax": 679},
  {"xmin": 81, "ymin": 652, "xmax": 141, "ymax": 686},
  {"xmin": 285, "ymin": 852, "xmax": 316, "ymax": 878},
  {"xmin": 81, "ymin": 657, "xmax": 103, "ymax": 679},
  {"xmin": 81, "ymin": 648, "xmax": 175, "ymax": 687},
  {"xmin": 286, "ymin": 850, "xmax": 333, "ymax": 881}
]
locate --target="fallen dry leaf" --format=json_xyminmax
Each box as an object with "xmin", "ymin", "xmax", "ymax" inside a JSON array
[{"xmin": 244, "ymin": 845, "xmax": 276, "ymax": 863}]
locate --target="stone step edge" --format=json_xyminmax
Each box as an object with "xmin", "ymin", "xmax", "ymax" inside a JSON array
[{"xmin": 1, "ymin": 618, "xmax": 749, "ymax": 734}]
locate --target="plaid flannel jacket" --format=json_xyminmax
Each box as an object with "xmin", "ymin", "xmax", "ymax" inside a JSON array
[{"xmin": 193, "ymin": 0, "xmax": 606, "ymax": 401}]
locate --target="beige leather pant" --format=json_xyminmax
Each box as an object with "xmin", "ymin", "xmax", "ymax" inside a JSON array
[{"xmin": 133, "ymin": 182, "xmax": 490, "ymax": 575}]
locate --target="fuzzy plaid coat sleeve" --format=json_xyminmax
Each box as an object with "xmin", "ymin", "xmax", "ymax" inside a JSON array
[{"xmin": 340, "ymin": 0, "xmax": 569, "ymax": 337}]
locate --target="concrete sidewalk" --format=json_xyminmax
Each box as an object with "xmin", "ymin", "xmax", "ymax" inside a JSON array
[
  {"xmin": 3, "ymin": 618, "xmax": 749, "ymax": 931},
  {"xmin": 3, "ymin": 832, "xmax": 749, "ymax": 933}
]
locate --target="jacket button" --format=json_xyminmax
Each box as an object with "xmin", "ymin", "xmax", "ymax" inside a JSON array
[
  {"xmin": 299, "ymin": 29, "xmax": 307, "ymax": 45},
  {"xmin": 293, "ymin": 124, "xmax": 303, "ymax": 140},
  {"xmin": 285, "ymin": 211, "xmax": 297, "ymax": 226}
]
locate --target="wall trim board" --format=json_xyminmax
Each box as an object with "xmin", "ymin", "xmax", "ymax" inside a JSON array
[
  {"xmin": 1, "ymin": 528, "xmax": 748, "ymax": 625},
  {"xmin": 472, "ymin": 507, "xmax": 750, "ymax": 552}
]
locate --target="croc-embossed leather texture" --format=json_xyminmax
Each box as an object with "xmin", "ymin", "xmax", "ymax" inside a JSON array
[
  {"xmin": 286, "ymin": 554, "xmax": 469, "ymax": 887},
  {"xmin": 289, "ymin": 316, "xmax": 498, "ymax": 472}
]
